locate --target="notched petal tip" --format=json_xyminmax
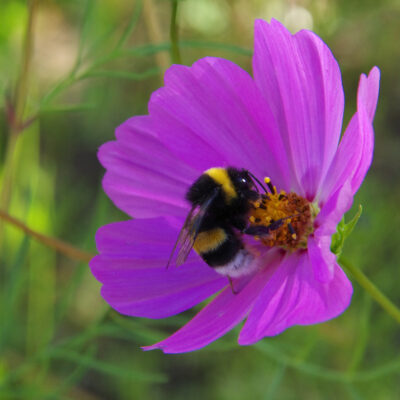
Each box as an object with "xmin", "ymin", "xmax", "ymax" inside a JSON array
[
  {"xmin": 254, "ymin": 18, "xmax": 267, "ymax": 28},
  {"xmin": 254, "ymin": 17, "xmax": 289, "ymax": 35},
  {"xmin": 357, "ymin": 66, "xmax": 380, "ymax": 121},
  {"xmin": 253, "ymin": 16, "xmax": 345, "ymax": 198},
  {"xmin": 369, "ymin": 66, "xmax": 381, "ymax": 82},
  {"xmin": 97, "ymin": 141, "xmax": 115, "ymax": 169},
  {"xmin": 93, "ymin": 222, "xmax": 117, "ymax": 254},
  {"xmin": 88, "ymin": 254, "xmax": 104, "ymax": 284}
]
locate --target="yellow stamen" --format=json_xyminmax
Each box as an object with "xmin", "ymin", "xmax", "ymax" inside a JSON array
[{"xmin": 248, "ymin": 184, "xmax": 313, "ymax": 250}]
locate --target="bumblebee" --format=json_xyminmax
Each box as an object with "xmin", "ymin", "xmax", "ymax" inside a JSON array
[{"xmin": 168, "ymin": 167, "xmax": 284, "ymax": 278}]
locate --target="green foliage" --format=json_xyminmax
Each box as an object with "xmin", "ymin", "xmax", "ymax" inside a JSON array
[{"xmin": 331, "ymin": 205, "xmax": 363, "ymax": 257}]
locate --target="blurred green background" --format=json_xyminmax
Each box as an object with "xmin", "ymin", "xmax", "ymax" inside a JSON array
[{"xmin": 0, "ymin": 0, "xmax": 399, "ymax": 399}]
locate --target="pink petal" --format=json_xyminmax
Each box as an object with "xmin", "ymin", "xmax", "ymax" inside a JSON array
[
  {"xmin": 239, "ymin": 252, "xmax": 352, "ymax": 344},
  {"xmin": 253, "ymin": 19, "xmax": 344, "ymax": 199},
  {"xmin": 308, "ymin": 234, "xmax": 336, "ymax": 283},
  {"xmin": 350, "ymin": 106, "xmax": 375, "ymax": 195},
  {"xmin": 99, "ymin": 116, "xmax": 198, "ymax": 219},
  {"xmin": 309, "ymin": 181, "xmax": 353, "ymax": 283},
  {"xmin": 319, "ymin": 68, "xmax": 379, "ymax": 203},
  {"xmin": 144, "ymin": 251, "xmax": 283, "ymax": 353},
  {"xmin": 149, "ymin": 57, "xmax": 292, "ymax": 190},
  {"xmin": 307, "ymin": 180, "xmax": 353, "ymax": 284},
  {"xmin": 316, "ymin": 181, "xmax": 353, "ymax": 236},
  {"xmin": 90, "ymin": 218, "xmax": 226, "ymax": 319}
]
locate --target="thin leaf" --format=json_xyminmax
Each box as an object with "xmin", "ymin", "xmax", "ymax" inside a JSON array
[
  {"xmin": 0, "ymin": 236, "xmax": 30, "ymax": 351},
  {"xmin": 39, "ymin": 103, "xmax": 97, "ymax": 113},
  {"xmin": 122, "ymin": 41, "xmax": 252, "ymax": 57},
  {"xmin": 44, "ymin": 348, "xmax": 166, "ymax": 383},
  {"xmin": 110, "ymin": 313, "xmax": 167, "ymax": 343},
  {"xmin": 255, "ymin": 342, "xmax": 400, "ymax": 382},
  {"xmin": 79, "ymin": 68, "xmax": 160, "ymax": 80},
  {"xmin": 344, "ymin": 383, "xmax": 364, "ymax": 400},
  {"xmin": 347, "ymin": 294, "xmax": 372, "ymax": 374},
  {"xmin": 43, "ymin": 345, "xmax": 97, "ymax": 399},
  {"xmin": 39, "ymin": 75, "xmax": 76, "ymax": 108},
  {"xmin": 55, "ymin": 322, "xmax": 136, "ymax": 349},
  {"xmin": 180, "ymin": 40, "xmax": 252, "ymax": 56},
  {"xmin": 71, "ymin": 0, "xmax": 96, "ymax": 75},
  {"xmin": 264, "ymin": 364, "xmax": 286, "ymax": 400},
  {"xmin": 115, "ymin": 0, "xmax": 143, "ymax": 49}
]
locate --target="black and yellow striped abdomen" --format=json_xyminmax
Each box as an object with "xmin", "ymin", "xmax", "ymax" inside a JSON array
[
  {"xmin": 193, "ymin": 227, "xmax": 242, "ymax": 267},
  {"xmin": 184, "ymin": 167, "xmax": 257, "ymax": 270},
  {"xmin": 193, "ymin": 228, "xmax": 226, "ymax": 254}
]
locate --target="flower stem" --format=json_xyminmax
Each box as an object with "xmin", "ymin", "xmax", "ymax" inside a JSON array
[
  {"xmin": 339, "ymin": 257, "xmax": 400, "ymax": 325},
  {"xmin": 1, "ymin": 0, "xmax": 37, "ymax": 212},
  {"xmin": 0, "ymin": 209, "xmax": 94, "ymax": 263},
  {"xmin": 15, "ymin": 0, "xmax": 37, "ymax": 123},
  {"xmin": 170, "ymin": 0, "xmax": 182, "ymax": 64}
]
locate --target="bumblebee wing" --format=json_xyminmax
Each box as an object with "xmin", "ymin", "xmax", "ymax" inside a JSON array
[
  {"xmin": 175, "ymin": 213, "xmax": 198, "ymax": 267},
  {"xmin": 167, "ymin": 187, "xmax": 220, "ymax": 268},
  {"xmin": 166, "ymin": 206, "xmax": 196, "ymax": 268}
]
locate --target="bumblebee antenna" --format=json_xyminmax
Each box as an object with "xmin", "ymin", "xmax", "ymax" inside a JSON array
[{"xmin": 247, "ymin": 171, "xmax": 268, "ymax": 193}]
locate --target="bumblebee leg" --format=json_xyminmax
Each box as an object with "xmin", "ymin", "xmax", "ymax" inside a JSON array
[
  {"xmin": 243, "ymin": 225, "xmax": 272, "ymax": 236},
  {"xmin": 288, "ymin": 222, "xmax": 297, "ymax": 240},
  {"xmin": 228, "ymin": 276, "xmax": 238, "ymax": 295},
  {"xmin": 244, "ymin": 217, "xmax": 291, "ymax": 237}
]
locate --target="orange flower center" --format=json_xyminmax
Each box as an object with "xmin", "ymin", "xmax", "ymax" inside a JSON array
[{"xmin": 249, "ymin": 178, "xmax": 314, "ymax": 250}]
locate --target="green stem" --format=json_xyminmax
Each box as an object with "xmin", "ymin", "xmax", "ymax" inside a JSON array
[
  {"xmin": 0, "ymin": 133, "xmax": 19, "ymax": 211},
  {"xmin": 14, "ymin": 0, "xmax": 37, "ymax": 122},
  {"xmin": 1, "ymin": 0, "xmax": 37, "ymax": 212},
  {"xmin": 0, "ymin": 1, "xmax": 38, "ymax": 252},
  {"xmin": 339, "ymin": 257, "xmax": 400, "ymax": 324},
  {"xmin": 170, "ymin": 0, "xmax": 182, "ymax": 64}
]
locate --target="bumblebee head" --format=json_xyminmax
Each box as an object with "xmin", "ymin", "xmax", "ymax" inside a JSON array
[
  {"xmin": 228, "ymin": 168, "xmax": 259, "ymax": 201},
  {"xmin": 200, "ymin": 167, "xmax": 262, "ymax": 204}
]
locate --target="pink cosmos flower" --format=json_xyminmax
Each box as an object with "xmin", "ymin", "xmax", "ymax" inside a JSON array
[{"xmin": 90, "ymin": 19, "xmax": 380, "ymax": 353}]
